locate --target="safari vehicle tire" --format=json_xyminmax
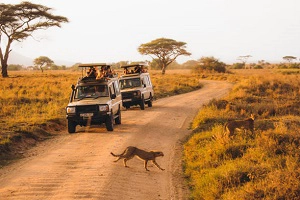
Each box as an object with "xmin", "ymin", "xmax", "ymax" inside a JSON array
[
  {"xmin": 105, "ymin": 113, "xmax": 114, "ymax": 131},
  {"xmin": 140, "ymin": 96, "xmax": 145, "ymax": 110},
  {"xmin": 115, "ymin": 108, "xmax": 121, "ymax": 124},
  {"xmin": 147, "ymin": 94, "xmax": 153, "ymax": 107},
  {"xmin": 68, "ymin": 120, "xmax": 76, "ymax": 134},
  {"xmin": 124, "ymin": 105, "xmax": 130, "ymax": 109}
]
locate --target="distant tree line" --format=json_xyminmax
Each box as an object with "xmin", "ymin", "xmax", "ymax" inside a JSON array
[
  {"xmin": 7, "ymin": 64, "xmax": 67, "ymax": 71},
  {"xmin": 9, "ymin": 55, "xmax": 299, "ymax": 73}
]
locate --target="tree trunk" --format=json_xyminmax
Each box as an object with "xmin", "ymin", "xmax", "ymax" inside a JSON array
[
  {"xmin": 161, "ymin": 63, "xmax": 167, "ymax": 75},
  {"xmin": 1, "ymin": 62, "xmax": 8, "ymax": 78},
  {"xmin": 1, "ymin": 40, "xmax": 11, "ymax": 78}
]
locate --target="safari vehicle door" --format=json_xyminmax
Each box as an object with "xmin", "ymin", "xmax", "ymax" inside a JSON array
[
  {"xmin": 140, "ymin": 74, "xmax": 153, "ymax": 100},
  {"xmin": 108, "ymin": 79, "xmax": 122, "ymax": 115}
]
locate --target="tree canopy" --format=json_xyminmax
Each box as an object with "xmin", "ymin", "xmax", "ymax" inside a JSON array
[
  {"xmin": 138, "ymin": 38, "xmax": 191, "ymax": 74},
  {"xmin": 0, "ymin": 1, "xmax": 68, "ymax": 77},
  {"xmin": 283, "ymin": 56, "xmax": 297, "ymax": 63},
  {"xmin": 237, "ymin": 55, "xmax": 252, "ymax": 69},
  {"xmin": 34, "ymin": 56, "xmax": 54, "ymax": 72}
]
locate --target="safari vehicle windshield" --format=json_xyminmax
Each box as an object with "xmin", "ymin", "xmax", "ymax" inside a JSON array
[
  {"xmin": 119, "ymin": 78, "xmax": 141, "ymax": 89},
  {"xmin": 75, "ymin": 85, "xmax": 109, "ymax": 99}
]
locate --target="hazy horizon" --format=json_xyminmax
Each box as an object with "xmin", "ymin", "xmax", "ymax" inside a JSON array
[{"xmin": 2, "ymin": 0, "xmax": 300, "ymax": 65}]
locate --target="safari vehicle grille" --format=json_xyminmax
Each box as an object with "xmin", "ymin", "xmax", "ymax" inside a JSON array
[
  {"xmin": 121, "ymin": 92, "xmax": 134, "ymax": 99},
  {"xmin": 76, "ymin": 105, "xmax": 99, "ymax": 113}
]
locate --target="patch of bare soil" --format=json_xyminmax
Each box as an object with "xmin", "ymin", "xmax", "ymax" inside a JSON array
[
  {"xmin": 0, "ymin": 80, "xmax": 232, "ymax": 200},
  {"xmin": 0, "ymin": 119, "xmax": 65, "ymax": 167}
]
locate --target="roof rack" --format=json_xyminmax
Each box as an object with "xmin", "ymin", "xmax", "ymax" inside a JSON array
[
  {"xmin": 120, "ymin": 63, "xmax": 146, "ymax": 68},
  {"xmin": 120, "ymin": 73, "xmax": 141, "ymax": 77},
  {"xmin": 77, "ymin": 75, "xmax": 118, "ymax": 84},
  {"xmin": 78, "ymin": 62, "xmax": 117, "ymax": 80},
  {"xmin": 120, "ymin": 63, "xmax": 148, "ymax": 75},
  {"xmin": 78, "ymin": 63, "xmax": 111, "ymax": 68}
]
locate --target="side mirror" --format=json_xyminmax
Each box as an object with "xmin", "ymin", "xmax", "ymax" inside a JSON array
[
  {"xmin": 111, "ymin": 94, "xmax": 116, "ymax": 99},
  {"xmin": 70, "ymin": 85, "xmax": 76, "ymax": 103}
]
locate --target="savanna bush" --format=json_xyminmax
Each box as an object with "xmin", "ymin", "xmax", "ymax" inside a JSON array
[{"xmin": 192, "ymin": 56, "xmax": 227, "ymax": 73}]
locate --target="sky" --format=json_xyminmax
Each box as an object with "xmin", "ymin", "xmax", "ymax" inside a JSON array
[{"xmin": 2, "ymin": 0, "xmax": 300, "ymax": 65}]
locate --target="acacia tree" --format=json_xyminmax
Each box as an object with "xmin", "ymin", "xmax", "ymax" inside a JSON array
[
  {"xmin": 237, "ymin": 55, "xmax": 252, "ymax": 69},
  {"xmin": 138, "ymin": 38, "xmax": 191, "ymax": 74},
  {"xmin": 0, "ymin": 2, "xmax": 68, "ymax": 77},
  {"xmin": 283, "ymin": 56, "xmax": 297, "ymax": 63},
  {"xmin": 34, "ymin": 56, "xmax": 54, "ymax": 72}
]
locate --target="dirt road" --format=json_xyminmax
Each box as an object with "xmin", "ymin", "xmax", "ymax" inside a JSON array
[{"xmin": 0, "ymin": 80, "xmax": 232, "ymax": 200}]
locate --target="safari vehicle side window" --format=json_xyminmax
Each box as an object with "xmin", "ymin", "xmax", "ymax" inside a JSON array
[
  {"xmin": 109, "ymin": 85, "xmax": 115, "ymax": 97},
  {"xmin": 113, "ymin": 81, "xmax": 120, "ymax": 95},
  {"xmin": 149, "ymin": 76, "xmax": 153, "ymax": 86},
  {"xmin": 144, "ymin": 76, "xmax": 151, "ymax": 86},
  {"xmin": 140, "ymin": 77, "xmax": 145, "ymax": 86}
]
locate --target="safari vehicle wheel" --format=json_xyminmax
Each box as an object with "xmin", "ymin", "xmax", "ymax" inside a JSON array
[
  {"xmin": 115, "ymin": 108, "xmax": 121, "ymax": 124},
  {"xmin": 147, "ymin": 94, "xmax": 153, "ymax": 107},
  {"xmin": 105, "ymin": 113, "xmax": 114, "ymax": 131},
  {"xmin": 140, "ymin": 95, "xmax": 145, "ymax": 110},
  {"xmin": 67, "ymin": 120, "xmax": 76, "ymax": 134}
]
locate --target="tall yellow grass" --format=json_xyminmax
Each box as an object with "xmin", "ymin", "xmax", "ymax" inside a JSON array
[
  {"xmin": 0, "ymin": 69, "xmax": 202, "ymax": 141},
  {"xmin": 184, "ymin": 70, "xmax": 300, "ymax": 199},
  {"xmin": 0, "ymin": 71, "xmax": 79, "ymax": 130}
]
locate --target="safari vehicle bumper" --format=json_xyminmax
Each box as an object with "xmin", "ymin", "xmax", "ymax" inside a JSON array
[
  {"xmin": 121, "ymin": 91, "xmax": 142, "ymax": 106},
  {"xmin": 66, "ymin": 105, "xmax": 110, "ymax": 126},
  {"xmin": 122, "ymin": 98, "xmax": 142, "ymax": 106}
]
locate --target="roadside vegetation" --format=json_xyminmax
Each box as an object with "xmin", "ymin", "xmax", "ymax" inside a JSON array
[
  {"xmin": 0, "ymin": 69, "xmax": 202, "ymax": 165},
  {"xmin": 183, "ymin": 70, "xmax": 300, "ymax": 199},
  {"xmin": 1, "ymin": 67, "xmax": 299, "ymax": 199},
  {"xmin": 0, "ymin": 71, "xmax": 78, "ymax": 165}
]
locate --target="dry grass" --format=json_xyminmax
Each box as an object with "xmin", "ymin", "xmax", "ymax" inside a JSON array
[
  {"xmin": 0, "ymin": 69, "xmax": 203, "ymax": 165},
  {"xmin": 0, "ymin": 70, "xmax": 201, "ymax": 131},
  {"xmin": 2, "ymin": 69, "xmax": 299, "ymax": 198},
  {"xmin": 0, "ymin": 71, "xmax": 79, "ymax": 130},
  {"xmin": 183, "ymin": 70, "xmax": 300, "ymax": 199},
  {"xmin": 150, "ymin": 70, "xmax": 203, "ymax": 99},
  {"xmin": 0, "ymin": 71, "xmax": 81, "ymax": 165}
]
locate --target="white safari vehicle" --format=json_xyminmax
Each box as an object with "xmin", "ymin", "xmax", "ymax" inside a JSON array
[
  {"xmin": 66, "ymin": 63, "xmax": 122, "ymax": 133},
  {"xmin": 119, "ymin": 64, "xmax": 154, "ymax": 110}
]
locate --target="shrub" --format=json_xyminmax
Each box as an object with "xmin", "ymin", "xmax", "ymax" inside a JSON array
[
  {"xmin": 193, "ymin": 56, "xmax": 226, "ymax": 73},
  {"xmin": 231, "ymin": 63, "xmax": 245, "ymax": 69}
]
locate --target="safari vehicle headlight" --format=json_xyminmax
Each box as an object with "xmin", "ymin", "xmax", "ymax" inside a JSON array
[
  {"xmin": 66, "ymin": 106, "xmax": 76, "ymax": 114},
  {"xmin": 99, "ymin": 105, "xmax": 109, "ymax": 112},
  {"xmin": 133, "ymin": 91, "xmax": 141, "ymax": 97}
]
